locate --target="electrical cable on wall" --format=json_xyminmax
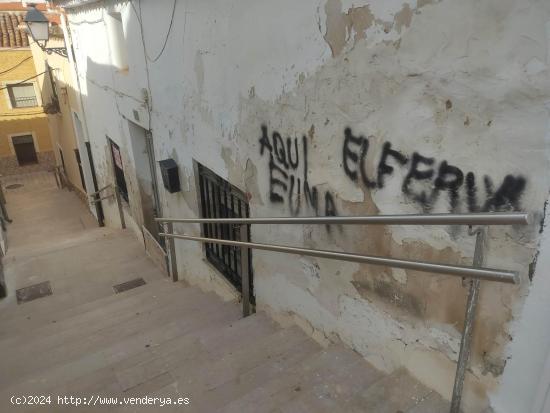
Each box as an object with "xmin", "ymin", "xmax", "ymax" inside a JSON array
[
  {"xmin": 0, "ymin": 71, "xmax": 49, "ymax": 91},
  {"xmin": 0, "ymin": 56, "xmax": 33, "ymax": 75},
  {"xmin": 130, "ymin": 0, "xmax": 177, "ymax": 63}
]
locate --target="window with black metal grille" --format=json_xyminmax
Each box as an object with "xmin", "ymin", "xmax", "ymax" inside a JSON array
[{"xmin": 196, "ymin": 162, "xmax": 253, "ymax": 300}]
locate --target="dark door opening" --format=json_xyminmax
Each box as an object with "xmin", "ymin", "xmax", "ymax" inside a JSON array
[
  {"xmin": 86, "ymin": 142, "xmax": 104, "ymax": 226},
  {"xmin": 74, "ymin": 149, "xmax": 86, "ymax": 191},
  {"xmin": 108, "ymin": 138, "xmax": 128, "ymax": 202},
  {"xmin": 59, "ymin": 147, "xmax": 66, "ymax": 172},
  {"xmin": 13, "ymin": 135, "xmax": 38, "ymax": 165},
  {"xmin": 197, "ymin": 162, "xmax": 254, "ymax": 302}
]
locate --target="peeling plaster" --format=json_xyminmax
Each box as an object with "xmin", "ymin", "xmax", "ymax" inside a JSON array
[
  {"xmin": 324, "ymin": 0, "xmax": 375, "ymax": 57},
  {"xmin": 323, "ymin": 0, "xmax": 436, "ymax": 57},
  {"xmin": 394, "ymin": 3, "xmax": 414, "ymax": 33},
  {"xmin": 67, "ymin": 1, "xmax": 550, "ymax": 411}
]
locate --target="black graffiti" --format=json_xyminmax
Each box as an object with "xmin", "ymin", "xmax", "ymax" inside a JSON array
[
  {"xmin": 287, "ymin": 137, "xmax": 299, "ymax": 169},
  {"xmin": 465, "ymin": 172, "xmax": 478, "ymax": 212},
  {"xmin": 434, "ymin": 161, "xmax": 464, "ymax": 211},
  {"xmin": 324, "ymin": 192, "xmax": 338, "ymax": 232},
  {"xmin": 260, "ymin": 125, "xmax": 339, "ymax": 221},
  {"xmin": 268, "ymin": 153, "xmax": 288, "ymax": 203},
  {"xmin": 402, "ymin": 152, "xmax": 435, "ymax": 209},
  {"xmin": 260, "ymin": 124, "xmax": 527, "ymax": 222},
  {"xmin": 342, "ymin": 127, "xmax": 527, "ymax": 213},
  {"xmin": 288, "ymin": 175, "xmax": 301, "ymax": 216},
  {"xmin": 342, "ymin": 128, "xmax": 377, "ymax": 188},
  {"xmin": 377, "ymin": 142, "xmax": 408, "ymax": 188},
  {"xmin": 483, "ymin": 175, "xmax": 526, "ymax": 212},
  {"xmin": 259, "ymin": 125, "xmax": 272, "ymax": 155}
]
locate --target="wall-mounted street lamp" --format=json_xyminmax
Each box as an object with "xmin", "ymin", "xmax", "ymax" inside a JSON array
[{"xmin": 24, "ymin": 5, "xmax": 68, "ymax": 58}]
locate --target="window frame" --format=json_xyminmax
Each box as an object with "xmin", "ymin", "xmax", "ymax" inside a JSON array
[
  {"xmin": 4, "ymin": 82, "xmax": 40, "ymax": 109},
  {"xmin": 195, "ymin": 161, "xmax": 254, "ymax": 300}
]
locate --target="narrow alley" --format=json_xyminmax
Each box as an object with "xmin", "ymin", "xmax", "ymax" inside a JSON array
[
  {"xmin": 0, "ymin": 173, "xmax": 448, "ymax": 412},
  {"xmin": 1, "ymin": 1, "xmax": 548, "ymax": 412}
]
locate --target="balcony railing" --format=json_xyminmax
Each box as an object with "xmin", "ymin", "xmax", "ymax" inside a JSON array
[{"xmin": 12, "ymin": 96, "xmax": 38, "ymax": 108}]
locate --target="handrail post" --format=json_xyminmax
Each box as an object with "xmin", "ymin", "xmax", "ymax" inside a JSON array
[
  {"xmin": 114, "ymin": 185, "xmax": 126, "ymax": 229},
  {"xmin": 53, "ymin": 167, "xmax": 61, "ymax": 189},
  {"xmin": 165, "ymin": 222, "xmax": 178, "ymax": 282},
  {"xmin": 0, "ymin": 183, "xmax": 10, "ymax": 223},
  {"xmin": 450, "ymin": 227, "xmax": 486, "ymax": 413},
  {"xmin": 239, "ymin": 224, "xmax": 251, "ymax": 317}
]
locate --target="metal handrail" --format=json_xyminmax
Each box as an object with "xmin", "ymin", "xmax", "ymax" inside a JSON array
[
  {"xmin": 158, "ymin": 232, "xmax": 518, "ymax": 284},
  {"xmin": 156, "ymin": 211, "xmax": 529, "ymax": 413},
  {"xmin": 156, "ymin": 212, "xmax": 529, "ymax": 226},
  {"xmin": 87, "ymin": 184, "xmax": 126, "ymax": 229},
  {"xmin": 87, "ymin": 184, "xmax": 112, "ymax": 198}
]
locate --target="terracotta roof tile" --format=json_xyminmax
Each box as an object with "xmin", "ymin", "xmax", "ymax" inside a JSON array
[
  {"xmin": 0, "ymin": 12, "xmax": 29, "ymax": 48},
  {"xmin": 0, "ymin": 3, "xmax": 48, "ymax": 12}
]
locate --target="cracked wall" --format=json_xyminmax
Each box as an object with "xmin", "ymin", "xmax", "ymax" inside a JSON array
[{"xmin": 66, "ymin": 0, "xmax": 550, "ymax": 411}]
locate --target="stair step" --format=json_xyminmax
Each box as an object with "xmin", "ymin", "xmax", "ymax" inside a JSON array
[
  {"xmin": 0, "ymin": 234, "xmax": 164, "ymax": 322},
  {"xmin": 277, "ymin": 350, "xmax": 387, "ymax": 412},
  {"xmin": 0, "ymin": 282, "xmax": 202, "ymax": 354},
  {"xmin": 407, "ymin": 391, "xmax": 451, "ymax": 412},
  {"xmin": 171, "ymin": 325, "xmax": 313, "ymax": 389},
  {"xmin": 343, "ymin": 368, "xmax": 434, "ymax": 413},
  {"xmin": 191, "ymin": 333, "xmax": 320, "ymax": 412},
  {"xmin": 153, "ymin": 312, "xmax": 280, "ymax": 368},
  {"xmin": 220, "ymin": 345, "xmax": 383, "ymax": 413},
  {"xmin": 0, "ymin": 277, "xmax": 184, "ymax": 344},
  {"xmin": 40, "ymin": 302, "xmax": 245, "ymax": 400},
  {"xmin": 0, "ymin": 288, "xmax": 240, "ymax": 392}
]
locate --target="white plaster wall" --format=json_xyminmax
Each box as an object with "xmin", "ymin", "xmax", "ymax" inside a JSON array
[
  {"xmin": 492, "ymin": 118, "xmax": 550, "ymax": 412},
  {"xmin": 67, "ymin": 3, "xmax": 150, "ymax": 239},
  {"xmin": 63, "ymin": 0, "xmax": 550, "ymax": 411}
]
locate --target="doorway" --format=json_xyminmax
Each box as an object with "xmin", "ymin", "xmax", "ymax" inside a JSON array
[
  {"xmin": 58, "ymin": 146, "xmax": 66, "ymax": 172},
  {"xmin": 108, "ymin": 138, "xmax": 128, "ymax": 202},
  {"xmin": 86, "ymin": 142, "xmax": 104, "ymax": 226},
  {"xmin": 12, "ymin": 135, "xmax": 38, "ymax": 165},
  {"xmin": 127, "ymin": 121, "xmax": 161, "ymax": 241},
  {"xmin": 74, "ymin": 149, "xmax": 86, "ymax": 191}
]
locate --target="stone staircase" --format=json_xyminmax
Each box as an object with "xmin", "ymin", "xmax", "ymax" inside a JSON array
[
  {"xmin": 0, "ymin": 278, "xmax": 449, "ymax": 412},
  {"xmin": 0, "ymin": 173, "xmax": 450, "ymax": 412}
]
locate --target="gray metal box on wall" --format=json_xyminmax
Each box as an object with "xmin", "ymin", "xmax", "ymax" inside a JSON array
[{"xmin": 158, "ymin": 159, "xmax": 180, "ymax": 193}]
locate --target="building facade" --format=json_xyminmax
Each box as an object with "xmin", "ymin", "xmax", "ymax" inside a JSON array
[
  {"xmin": 54, "ymin": 1, "xmax": 550, "ymax": 412},
  {"xmin": 30, "ymin": 14, "xmax": 90, "ymax": 198},
  {"xmin": 0, "ymin": 4, "xmax": 54, "ymax": 176}
]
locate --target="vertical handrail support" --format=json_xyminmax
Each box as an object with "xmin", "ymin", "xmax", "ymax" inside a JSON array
[
  {"xmin": 165, "ymin": 221, "xmax": 178, "ymax": 282},
  {"xmin": 240, "ymin": 223, "xmax": 251, "ymax": 317},
  {"xmin": 450, "ymin": 226, "xmax": 486, "ymax": 413},
  {"xmin": 114, "ymin": 185, "xmax": 126, "ymax": 229}
]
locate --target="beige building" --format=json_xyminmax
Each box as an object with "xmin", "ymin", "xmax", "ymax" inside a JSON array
[
  {"xmin": 0, "ymin": 5, "xmax": 54, "ymax": 175},
  {"xmin": 29, "ymin": 9, "xmax": 89, "ymax": 198}
]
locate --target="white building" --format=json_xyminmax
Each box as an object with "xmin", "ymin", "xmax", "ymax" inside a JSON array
[{"xmin": 53, "ymin": 1, "xmax": 550, "ymax": 411}]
